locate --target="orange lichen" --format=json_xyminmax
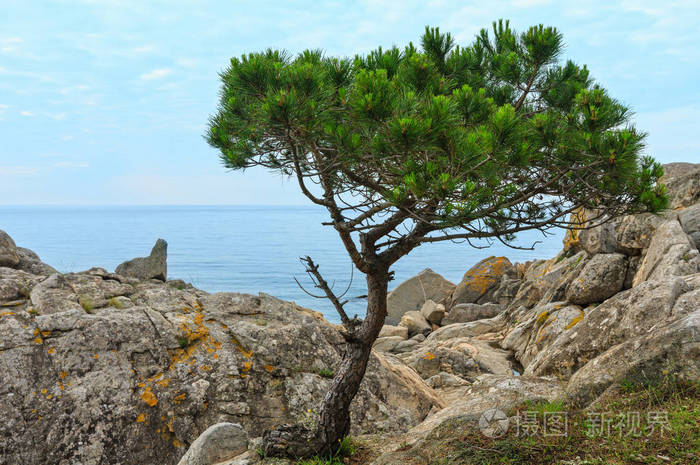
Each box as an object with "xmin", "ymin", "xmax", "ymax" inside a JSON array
[
  {"xmin": 59, "ymin": 371, "xmax": 67, "ymax": 379},
  {"xmin": 141, "ymin": 387, "xmax": 158, "ymax": 407},
  {"xmin": 41, "ymin": 388, "xmax": 47, "ymax": 395},
  {"xmin": 565, "ymin": 309, "xmax": 585, "ymax": 330},
  {"xmin": 156, "ymin": 377, "xmax": 170, "ymax": 388},
  {"xmin": 33, "ymin": 337, "xmax": 42, "ymax": 344},
  {"xmin": 136, "ymin": 413, "xmax": 147, "ymax": 423},
  {"xmin": 173, "ymin": 392, "xmax": 186, "ymax": 404},
  {"xmin": 0, "ymin": 311, "xmax": 15, "ymax": 317},
  {"xmin": 41, "ymin": 331, "xmax": 50, "ymax": 337},
  {"xmin": 93, "ymin": 354, "xmax": 99, "ymax": 359},
  {"xmin": 462, "ymin": 256, "xmax": 510, "ymax": 294},
  {"xmin": 422, "ymin": 352, "xmax": 436, "ymax": 360},
  {"xmin": 173, "ymin": 438, "xmax": 183, "ymax": 448},
  {"xmin": 232, "ymin": 337, "xmax": 253, "ymax": 358},
  {"xmin": 200, "ymin": 365, "xmax": 211, "ymax": 372},
  {"xmin": 47, "ymin": 348, "xmax": 55, "ymax": 355},
  {"xmin": 265, "ymin": 364, "xmax": 274, "ymax": 372}
]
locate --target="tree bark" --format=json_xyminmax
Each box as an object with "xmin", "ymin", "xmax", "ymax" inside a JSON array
[{"xmin": 262, "ymin": 268, "xmax": 389, "ymax": 458}]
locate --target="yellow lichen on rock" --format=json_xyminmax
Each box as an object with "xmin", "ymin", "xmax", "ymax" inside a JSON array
[
  {"xmin": 140, "ymin": 386, "xmax": 158, "ymax": 407},
  {"xmin": 565, "ymin": 309, "xmax": 585, "ymax": 330}
]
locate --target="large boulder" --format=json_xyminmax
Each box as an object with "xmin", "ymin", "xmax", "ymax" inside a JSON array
[
  {"xmin": 562, "ymin": 209, "xmax": 618, "ymax": 255},
  {"xmin": 0, "ymin": 229, "xmax": 20, "ymax": 267},
  {"xmin": 398, "ymin": 337, "xmax": 512, "ymax": 381},
  {"xmin": 419, "ymin": 299, "xmax": 445, "ymax": 325},
  {"xmin": 678, "ymin": 203, "xmax": 700, "ymax": 248},
  {"xmin": 508, "ymin": 251, "xmax": 588, "ymax": 309},
  {"xmin": 441, "ymin": 303, "xmax": 501, "ymax": 325},
  {"xmin": 386, "ymin": 268, "xmax": 455, "ymax": 323},
  {"xmin": 660, "ymin": 162, "xmax": 700, "ymax": 209},
  {"xmin": 523, "ymin": 277, "xmax": 694, "ymax": 377},
  {"xmin": 398, "ymin": 311, "xmax": 432, "ymax": 337},
  {"xmin": 378, "ymin": 324, "xmax": 408, "ymax": 339},
  {"xmin": 0, "ymin": 279, "xmax": 443, "ymax": 465},
  {"xmin": 115, "ymin": 239, "xmax": 168, "ymax": 281},
  {"xmin": 565, "ymin": 253, "xmax": 627, "ymax": 305},
  {"xmin": 372, "ymin": 373, "xmax": 565, "ymax": 463},
  {"xmin": 567, "ymin": 309, "xmax": 700, "ymax": 405},
  {"xmin": 501, "ymin": 302, "xmax": 585, "ymax": 369},
  {"xmin": 632, "ymin": 220, "xmax": 700, "ymax": 286},
  {"xmin": 176, "ymin": 423, "xmax": 248, "ymax": 465},
  {"xmin": 447, "ymin": 256, "xmax": 514, "ymax": 308}
]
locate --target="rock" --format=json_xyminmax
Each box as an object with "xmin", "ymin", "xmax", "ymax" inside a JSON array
[
  {"xmin": 425, "ymin": 371, "xmax": 469, "ymax": 389},
  {"xmin": 419, "ymin": 300, "xmax": 445, "ymax": 325},
  {"xmin": 447, "ymin": 256, "xmax": 513, "ymax": 308},
  {"xmin": 523, "ymin": 277, "xmax": 692, "ymax": 377},
  {"xmin": 567, "ymin": 309, "xmax": 700, "ymax": 405},
  {"xmin": 373, "ymin": 336, "xmax": 405, "ymax": 353},
  {"xmin": 660, "ymin": 162, "xmax": 700, "ymax": 209},
  {"xmin": 678, "ymin": 203, "xmax": 700, "ymax": 248},
  {"xmin": 397, "ymin": 374, "xmax": 564, "ymax": 445},
  {"xmin": 410, "ymin": 333, "xmax": 426, "ymax": 343},
  {"xmin": 501, "ymin": 302, "xmax": 585, "ymax": 369},
  {"xmin": 514, "ymin": 251, "xmax": 588, "ymax": 307},
  {"xmin": 399, "ymin": 311, "xmax": 432, "ymax": 337},
  {"xmin": 29, "ymin": 273, "xmax": 83, "ymax": 314},
  {"xmin": 615, "ymin": 213, "xmax": 664, "ymax": 254},
  {"xmin": 565, "ymin": 253, "xmax": 627, "ymax": 305},
  {"xmin": 115, "ymin": 238, "xmax": 168, "ymax": 281},
  {"xmin": 378, "ymin": 324, "xmax": 408, "ymax": 339},
  {"xmin": 386, "ymin": 268, "xmax": 454, "ymax": 323},
  {"xmin": 562, "ymin": 209, "xmax": 618, "ymax": 255},
  {"xmin": 176, "ymin": 423, "xmax": 248, "ymax": 465},
  {"xmin": 392, "ymin": 339, "xmax": 422, "ymax": 354},
  {"xmin": 441, "ymin": 303, "xmax": 501, "ymax": 325},
  {"xmin": 0, "ymin": 229, "xmax": 20, "ymax": 267},
  {"xmin": 398, "ymin": 337, "xmax": 512, "ymax": 381},
  {"xmin": 0, "ymin": 283, "xmax": 443, "ymax": 465},
  {"xmin": 426, "ymin": 314, "xmax": 507, "ymax": 342},
  {"xmin": 633, "ymin": 220, "xmax": 700, "ymax": 286}
]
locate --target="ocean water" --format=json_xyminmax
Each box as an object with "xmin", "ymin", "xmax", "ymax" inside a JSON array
[{"xmin": 0, "ymin": 205, "xmax": 564, "ymax": 323}]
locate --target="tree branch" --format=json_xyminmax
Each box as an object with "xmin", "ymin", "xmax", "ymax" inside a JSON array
[{"xmin": 297, "ymin": 256, "xmax": 360, "ymax": 339}]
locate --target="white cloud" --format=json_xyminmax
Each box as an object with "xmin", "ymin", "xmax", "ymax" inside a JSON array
[
  {"xmin": 52, "ymin": 161, "xmax": 89, "ymax": 168},
  {"xmin": 0, "ymin": 104, "xmax": 8, "ymax": 109},
  {"xmin": 60, "ymin": 135, "xmax": 74, "ymax": 141},
  {"xmin": 511, "ymin": 0, "xmax": 552, "ymax": 6},
  {"xmin": 20, "ymin": 110, "xmax": 35, "ymax": 116},
  {"xmin": 0, "ymin": 166, "xmax": 39, "ymax": 175},
  {"xmin": 139, "ymin": 68, "xmax": 172, "ymax": 80},
  {"xmin": 0, "ymin": 37, "xmax": 22, "ymax": 53},
  {"xmin": 132, "ymin": 45, "xmax": 156, "ymax": 53}
]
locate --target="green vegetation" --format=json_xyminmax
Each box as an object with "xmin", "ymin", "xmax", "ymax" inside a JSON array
[
  {"xmin": 421, "ymin": 377, "xmax": 699, "ymax": 464},
  {"xmin": 177, "ymin": 337, "xmax": 189, "ymax": 348},
  {"xmin": 107, "ymin": 297, "xmax": 125, "ymax": 309},
  {"xmin": 317, "ymin": 368, "xmax": 335, "ymax": 379},
  {"xmin": 80, "ymin": 298, "xmax": 94, "ymax": 313},
  {"xmin": 296, "ymin": 437, "xmax": 359, "ymax": 465}
]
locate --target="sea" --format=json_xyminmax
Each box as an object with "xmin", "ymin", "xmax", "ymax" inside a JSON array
[{"xmin": 0, "ymin": 205, "xmax": 564, "ymax": 323}]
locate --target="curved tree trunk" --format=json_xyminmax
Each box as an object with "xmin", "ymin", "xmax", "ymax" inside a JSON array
[{"xmin": 262, "ymin": 269, "xmax": 389, "ymax": 458}]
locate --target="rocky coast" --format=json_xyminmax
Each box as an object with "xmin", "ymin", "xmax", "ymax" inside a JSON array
[{"xmin": 1, "ymin": 162, "xmax": 698, "ymax": 465}]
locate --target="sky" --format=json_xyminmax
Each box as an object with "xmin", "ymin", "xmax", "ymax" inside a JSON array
[{"xmin": 1, "ymin": 0, "xmax": 699, "ymax": 205}]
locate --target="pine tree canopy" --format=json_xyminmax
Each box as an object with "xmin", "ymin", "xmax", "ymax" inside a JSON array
[{"xmin": 207, "ymin": 20, "xmax": 667, "ymax": 270}]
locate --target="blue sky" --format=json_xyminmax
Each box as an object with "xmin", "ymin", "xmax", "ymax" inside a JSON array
[{"xmin": 1, "ymin": 0, "xmax": 698, "ymax": 205}]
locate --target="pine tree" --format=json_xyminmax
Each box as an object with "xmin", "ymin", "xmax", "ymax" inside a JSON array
[{"xmin": 206, "ymin": 20, "xmax": 667, "ymax": 458}]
